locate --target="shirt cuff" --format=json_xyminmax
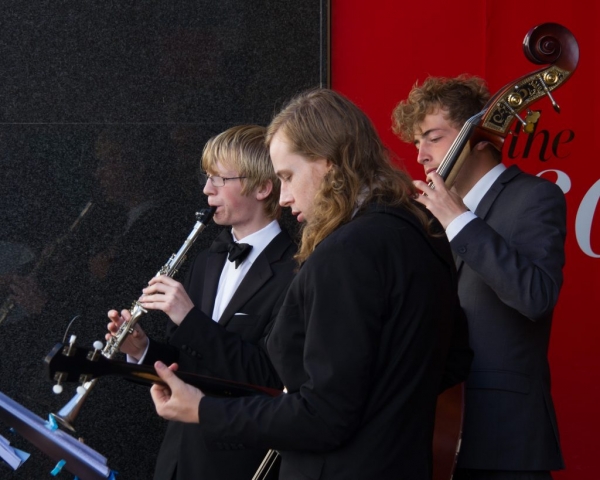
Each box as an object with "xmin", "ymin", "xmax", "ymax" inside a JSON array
[{"xmin": 446, "ymin": 211, "xmax": 477, "ymax": 241}]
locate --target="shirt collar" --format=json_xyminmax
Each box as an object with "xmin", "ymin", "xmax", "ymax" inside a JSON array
[
  {"xmin": 231, "ymin": 220, "xmax": 281, "ymax": 265},
  {"xmin": 463, "ymin": 163, "xmax": 506, "ymax": 213}
]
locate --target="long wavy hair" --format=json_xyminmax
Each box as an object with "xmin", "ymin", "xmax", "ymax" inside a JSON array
[{"xmin": 266, "ymin": 88, "xmax": 429, "ymax": 264}]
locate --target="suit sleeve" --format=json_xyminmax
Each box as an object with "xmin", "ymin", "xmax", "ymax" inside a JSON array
[
  {"xmin": 159, "ymin": 243, "xmax": 289, "ymax": 388},
  {"xmin": 451, "ymin": 180, "xmax": 566, "ymax": 321},
  {"xmin": 166, "ymin": 303, "xmax": 283, "ymax": 388}
]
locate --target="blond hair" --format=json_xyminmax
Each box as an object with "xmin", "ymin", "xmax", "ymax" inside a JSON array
[{"xmin": 202, "ymin": 125, "xmax": 280, "ymax": 220}]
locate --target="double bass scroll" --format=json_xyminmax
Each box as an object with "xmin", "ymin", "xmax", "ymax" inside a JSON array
[{"xmin": 435, "ymin": 22, "xmax": 579, "ymax": 189}]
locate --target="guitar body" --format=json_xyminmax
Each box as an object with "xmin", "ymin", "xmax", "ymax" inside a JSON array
[{"xmin": 433, "ymin": 382, "xmax": 465, "ymax": 480}]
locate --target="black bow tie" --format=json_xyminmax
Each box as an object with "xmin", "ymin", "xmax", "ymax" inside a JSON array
[{"xmin": 210, "ymin": 231, "xmax": 253, "ymax": 268}]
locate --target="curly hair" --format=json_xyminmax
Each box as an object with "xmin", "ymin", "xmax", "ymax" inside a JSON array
[
  {"xmin": 392, "ymin": 74, "xmax": 490, "ymax": 143},
  {"xmin": 202, "ymin": 125, "xmax": 281, "ymax": 220},
  {"xmin": 266, "ymin": 88, "xmax": 429, "ymax": 264}
]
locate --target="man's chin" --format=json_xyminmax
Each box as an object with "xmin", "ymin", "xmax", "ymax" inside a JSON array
[{"xmin": 212, "ymin": 211, "xmax": 227, "ymax": 226}]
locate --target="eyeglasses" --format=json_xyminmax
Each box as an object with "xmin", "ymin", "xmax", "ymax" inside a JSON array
[{"xmin": 200, "ymin": 172, "xmax": 247, "ymax": 187}]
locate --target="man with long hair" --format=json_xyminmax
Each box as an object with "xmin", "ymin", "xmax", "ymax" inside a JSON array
[{"xmin": 148, "ymin": 89, "xmax": 471, "ymax": 479}]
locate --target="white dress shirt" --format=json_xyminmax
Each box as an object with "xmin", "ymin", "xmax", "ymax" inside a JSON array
[
  {"xmin": 211, "ymin": 220, "xmax": 281, "ymax": 321},
  {"xmin": 445, "ymin": 163, "xmax": 506, "ymax": 241}
]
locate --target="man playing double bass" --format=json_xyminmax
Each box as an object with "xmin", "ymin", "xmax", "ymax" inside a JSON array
[{"xmin": 393, "ymin": 75, "xmax": 566, "ymax": 480}]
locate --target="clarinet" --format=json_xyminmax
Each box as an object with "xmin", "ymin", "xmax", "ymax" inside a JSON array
[
  {"xmin": 102, "ymin": 206, "xmax": 216, "ymax": 357},
  {"xmin": 50, "ymin": 206, "xmax": 216, "ymax": 432}
]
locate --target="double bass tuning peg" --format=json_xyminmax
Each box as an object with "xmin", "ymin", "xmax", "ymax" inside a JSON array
[
  {"xmin": 537, "ymin": 74, "xmax": 561, "ymax": 113},
  {"xmin": 502, "ymin": 99, "xmax": 528, "ymax": 128}
]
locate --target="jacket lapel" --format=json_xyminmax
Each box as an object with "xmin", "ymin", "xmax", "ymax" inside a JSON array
[
  {"xmin": 454, "ymin": 165, "xmax": 521, "ymax": 272},
  {"xmin": 455, "ymin": 254, "xmax": 465, "ymax": 274},
  {"xmin": 473, "ymin": 165, "xmax": 520, "ymax": 220},
  {"xmin": 218, "ymin": 254, "xmax": 273, "ymax": 327},
  {"xmin": 217, "ymin": 231, "xmax": 292, "ymax": 327},
  {"xmin": 202, "ymin": 252, "xmax": 227, "ymax": 319}
]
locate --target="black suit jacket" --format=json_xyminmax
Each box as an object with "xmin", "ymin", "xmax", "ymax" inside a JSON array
[
  {"xmin": 145, "ymin": 228, "xmax": 297, "ymax": 480},
  {"xmin": 453, "ymin": 165, "xmax": 566, "ymax": 470},
  {"xmin": 199, "ymin": 204, "xmax": 472, "ymax": 480}
]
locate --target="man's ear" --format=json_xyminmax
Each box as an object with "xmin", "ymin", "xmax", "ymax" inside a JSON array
[
  {"xmin": 475, "ymin": 140, "xmax": 502, "ymax": 161},
  {"xmin": 474, "ymin": 141, "xmax": 490, "ymax": 151},
  {"xmin": 255, "ymin": 179, "xmax": 273, "ymax": 201}
]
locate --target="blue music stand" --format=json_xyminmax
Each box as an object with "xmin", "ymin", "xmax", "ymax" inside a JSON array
[{"xmin": 0, "ymin": 391, "xmax": 112, "ymax": 479}]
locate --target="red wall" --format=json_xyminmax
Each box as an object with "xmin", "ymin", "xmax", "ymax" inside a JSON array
[{"xmin": 331, "ymin": 1, "xmax": 599, "ymax": 478}]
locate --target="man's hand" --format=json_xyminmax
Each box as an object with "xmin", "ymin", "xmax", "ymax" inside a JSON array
[
  {"xmin": 139, "ymin": 275, "xmax": 194, "ymax": 326},
  {"xmin": 413, "ymin": 171, "xmax": 469, "ymax": 229},
  {"xmin": 150, "ymin": 361, "xmax": 204, "ymax": 423},
  {"xmin": 106, "ymin": 309, "xmax": 149, "ymax": 360}
]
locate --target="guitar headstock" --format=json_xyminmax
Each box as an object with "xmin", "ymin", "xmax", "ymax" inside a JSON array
[{"xmin": 44, "ymin": 342, "xmax": 110, "ymax": 386}]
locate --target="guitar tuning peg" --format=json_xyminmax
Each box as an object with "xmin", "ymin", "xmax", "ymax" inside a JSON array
[
  {"xmin": 76, "ymin": 385, "xmax": 86, "ymax": 395},
  {"xmin": 87, "ymin": 341, "xmax": 104, "ymax": 363},
  {"xmin": 52, "ymin": 373, "xmax": 66, "ymax": 394},
  {"xmin": 64, "ymin": 335, "xmax": 78, "ymax": 357}
]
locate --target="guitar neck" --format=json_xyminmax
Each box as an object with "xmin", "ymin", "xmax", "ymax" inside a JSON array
[
  {"xmin": 116, "ymin": 361, "xmax": 281, "ymax": 398},
  {"xmin": 45, "ymin": 343, "xmax": 282, "ymax": 398}
]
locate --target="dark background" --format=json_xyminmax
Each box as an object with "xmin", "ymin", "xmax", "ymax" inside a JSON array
[{"xmin": 0, "ymin": 1, "xmax": 327, "ymax": 478}]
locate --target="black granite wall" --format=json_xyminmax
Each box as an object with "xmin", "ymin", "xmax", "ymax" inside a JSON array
[{"xmin": 0, "ymin": 1, "xmax": 327, "ymax": 478}]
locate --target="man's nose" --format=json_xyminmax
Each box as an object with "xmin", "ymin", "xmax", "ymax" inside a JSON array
[
  {"xmin": 279, "ymin": 186, "xmax": 292, "ymax": 207},
  {"xmin": 203, "ymin": 179, "xmax": 216, "ymax": 195},
  {"xmin": 416, "ymin": 145, "xmax": 430, "ymax": 165}
]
